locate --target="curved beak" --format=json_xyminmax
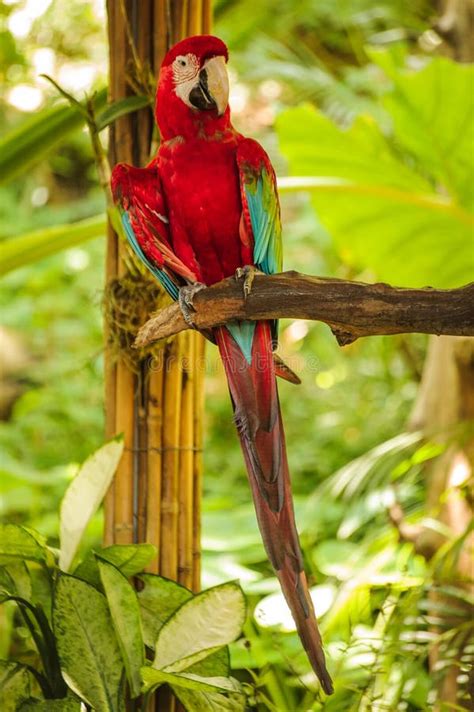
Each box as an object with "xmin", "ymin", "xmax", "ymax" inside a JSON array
[{"xmin": 188, "ymin": 55, "xmax": 229, "ymax": 116}]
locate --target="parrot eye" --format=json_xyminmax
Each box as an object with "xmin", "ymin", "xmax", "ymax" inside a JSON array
[
  {"xmin": 172, "ymin": 53, "xmax": 199, "ymax": 89},
  {"xmin": 174, "ymin": 55, "xmax": 190, "ymax": 69}
]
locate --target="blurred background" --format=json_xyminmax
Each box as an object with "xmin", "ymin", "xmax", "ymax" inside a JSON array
[{"xmin": 0, "ymin": 0, "xmax": 473, "ymax": 709}]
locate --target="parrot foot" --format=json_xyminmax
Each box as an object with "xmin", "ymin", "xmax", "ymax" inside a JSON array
[
  {"xmin": 234, "ymin": 265, "xmax": 262, "ymax": 300},
  {"xmin": 178, "ymin": 282, "xmax": 207, "ymax": 327}
]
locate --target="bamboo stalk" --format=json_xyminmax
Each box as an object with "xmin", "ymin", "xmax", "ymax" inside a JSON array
[
  {"xmin": 192, "ymin": 333, "xmax": 205, "ymax": 592},
  {"xmin": 180, "ymin": 0, "xmax": 189, "ymax": 39},
  {"xmin": 105, "ymin": 0, "xmax": 135, "ymax": 547},
  {"xmin": 202, "ymin": 0, "xmax": 212, "ymax": 33},
  {"xmin": 159, "ymin": 336, "xmax": 183, "ymax": 578},
  {"xmin": 136, "ymin": 366, "xmax": 149, "ymax": 543},
  {"xmin": 187, "ymin": 0, "xmax": 203, "ymax": 35},
  {"xmin": 136, "ymin": 0, "xmax": 154, "ymax": 165},
  {"xmin": 113, "ymin": 364, "xmax": 135, "ymax": 544},
  {"xmin": 178, "ymin": 332, "xmax": 195, "ymax": 588},
  {"xmin": 145, "ymin": 356, "xmax": 164, "ymax": 572},
  {"xmin": 153, "ymin": 0, "xmax": 169, "ymax": 71},
  {"xmin": 104, "ymin": 226, "xmax": 118, "ymax": 546}
]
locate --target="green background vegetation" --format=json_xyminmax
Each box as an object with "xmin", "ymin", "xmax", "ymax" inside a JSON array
[{"xmin": 0, "ymin": 0, "xmax": 472, "ymax": 710}]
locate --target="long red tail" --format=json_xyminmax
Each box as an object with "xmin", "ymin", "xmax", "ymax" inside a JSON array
[{"xmin": 215, "ymin": 322, "xmax": 333, "ymax": 695}]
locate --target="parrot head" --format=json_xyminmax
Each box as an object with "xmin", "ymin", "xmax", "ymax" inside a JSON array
[{"xmin": 156, "ymin": 35, "xmax": 230, "ymax": 140}]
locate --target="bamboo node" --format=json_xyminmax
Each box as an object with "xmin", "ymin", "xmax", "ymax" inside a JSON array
[
  {"xmin": 178, "ymin": 565, "xmax": 193, "ymax": 575},
  {"xmin": 161, "ymin": 503, "xmax": 179, "ymax": 514},
  {"xmin": 114, "ymin": 523, "xmax": 134, "ymax": 533},
  {"xmin": 123, "ymin": 445, "xmax": 203, "ymax": 453}
]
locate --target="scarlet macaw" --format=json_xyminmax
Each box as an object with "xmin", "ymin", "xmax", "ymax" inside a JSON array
[{"xmin": 111, "ymin": 35, "xmax": 333, "ymax": 695}]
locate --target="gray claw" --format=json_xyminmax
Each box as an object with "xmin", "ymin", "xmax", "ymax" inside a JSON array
[
  {"xmin": 178, "ymin": 283, "xmax": 207, "ymax": 327},
  {"xmin": 235, "ymin": 265, "xmax": 259, "ymax": 300}
]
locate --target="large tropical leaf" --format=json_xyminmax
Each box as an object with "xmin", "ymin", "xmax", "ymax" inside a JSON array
[
  {"xmin": 59, "ymin": 438, "xmax": 124, "ymax": 571},
  {"xmin": 276, "ymin": 56, "xmax": 474, "ymax": 288},
  {"xmin": 141, "ymin": 668, "xmax": 245, "ymax": 712},
  {"xmin": 0, "ymin": 524, "xmax": 47, "ymax": 565},
  {"xmin": 0, "ymin": 661, "xmax": 31, "ymax": 712},
  {"xmin": 18, "ymin": 695, "xmax": 81, "ymax": 711},
  {"xmin": 136, "ymin": 573, "xmax": 193, "ymax": 648},
  {"xmin": 0, "ymin": 90, "xmax": 152, "ymax": 187},
  {"xmin": 0, "ymin": 89, "xmax": 107, "ymax": 186},
  {"xmin": 98, "ymin": 559, "xmax": 144, "ymax": 698},
  {"xmin": 152, "ymin": 582, "xmax": 246, "ymax": 672},
  {"xmin": 74, "ymin": 543, "xmax": 157, "ymax": 588},
  {"xmin": 53, "ymin": 575, "xmax": 124, "ymax": 712},
  {"xmin": 0, "ymin": 215, "xmax": 106, "ymax": 277},
  {"xmin": 369, "ymin": 50, "xmax": 474, "ymax": 209}
]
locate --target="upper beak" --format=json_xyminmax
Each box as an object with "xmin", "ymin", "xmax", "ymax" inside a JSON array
[{"xmin": 188, "ymin": 55, "xmax": 229, "ymax": 116}]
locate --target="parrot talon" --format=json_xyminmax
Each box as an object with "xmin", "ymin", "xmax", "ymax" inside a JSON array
[
  {"xmin": 235, "ymin": 265, "xmax": 261, "ymax": 300},
  {"xmin": 178, "ymin": 283, "xmax": 207, "ymax": 327}
]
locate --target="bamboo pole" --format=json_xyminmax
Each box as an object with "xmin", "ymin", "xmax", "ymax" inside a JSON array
[
  {"xmin": 159, "ymin": 337, "xmax": 183, "ymax": 579},
  {"xmin": 145, "ymin": 353, "xmax": 164, "ymax": 572},
  {"xmin": 192, "ymin": 333, "xmax": 205, "ymax": 592},
  {"xmin": 178, "ymin": 332, "xmax": 195, "ymax": 589}
]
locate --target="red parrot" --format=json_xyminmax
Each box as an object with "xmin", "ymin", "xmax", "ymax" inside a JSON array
[{"xmin": 111, "ymin": 35, "xmax": 333, "ymax": 695}]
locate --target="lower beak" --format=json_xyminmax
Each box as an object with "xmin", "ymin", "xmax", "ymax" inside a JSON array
[{"xmin": 188, "ymin": 55, "xmax": 229, "ymax": 116}]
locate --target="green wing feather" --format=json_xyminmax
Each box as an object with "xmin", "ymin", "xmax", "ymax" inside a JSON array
[
  {"xmin": 236, "ymin": 139, "xmax": 282, "ymax": 351},
  {"xmin": 236, "ymin": 139, "xmax": 282, "ymax": 276}
]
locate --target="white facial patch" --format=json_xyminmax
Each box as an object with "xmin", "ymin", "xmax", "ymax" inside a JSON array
[{"xmin": 172, "ymin": 53, "xmax": 200, "ymax": 109}]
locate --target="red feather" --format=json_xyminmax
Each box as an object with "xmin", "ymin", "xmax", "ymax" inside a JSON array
[
  {"xmin": 111, "ymin": 34, "xmax": 333, "ymax": 694},
  {"xmin": 216, "ymin": 323, "xmax": 333, "ymax": 695}
]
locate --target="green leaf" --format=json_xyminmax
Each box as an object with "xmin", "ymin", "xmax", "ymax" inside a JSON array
[
  {"xmin": 0, "ymin": 562, "xmax": 32, "ymax": 600},
  {"xmin": 153, "ymin": 582, "xmax": 246, "ymax": 673},
  {"xmin": 28, "ymin": 563, "xmax": 54, "ymax": 623},
  {"xmin": 96, "ymin": 95, "xmax": 151, "ymax": 131},
  {"xmin": 59, "ymin": 438, "xmax": 124, "ymax": 571},
  {"xmin": 254, "ymin": 584, "xmax": 336, "ymax": 630},
  {"xmin": 19, "ymin": 695, "xmax": 82, "ymax": 711},
  {"xmin": 0, "ymin": 524, "xmax": 47, "ymax": 564},
  {"xmin": 312, "ymin": 540, "xmax": 361, "ymax": 580},
  {"xmin": 186, "ymin": 647, "xmax": 230, "ymax": 677},
  {"xmin": 74, "ymin": 543, "xmax": 157, "ymax": 588},
  {"xmin": 0, "ymin": 215, "xmax": 106, "ymax": 277},
  {"xmin": 0, "ymin": 89, "xmax": 107, "ymax": 186},
  {"xmin": 141, "ymin": 666, "xmax": 246, "ymax": 712},
  {"xmin": 174, "ymin": 687, "xmax": 246, "ymax": 712},
  {"xmin": 0, "ymin": 661, "xmax": 31, "ymax": 712},
  {"xmin": 53, "ymin": 575, "xmax": 124, "ymax": 711},
  {"xmin": 136, "ymin": 573, "xmax": 193, "ymax": 648},
  {"xmin": 99, "ymin": 544, "xmax": 157, "ymax": 577},
  {"xmin": 277, "ymin": 96, "xmax": 474, "ymax": 288},
  {"xmin": 373, "ymin": 53, "xmax": 474, "ymax": 209},
  {"xmin": 97, "ymin": 559, "xmax": 144, "ymax": 698},
  {"xmin": 0, "ymin": 568, "xmax": 15, "ymax": 601},
  {"xmin": 142, "ymin": 666, "xmax": 241, "ymax": 693},
  {"xmin": 319, "ymin": 432, "xmax": 422, "ymax": 500}
]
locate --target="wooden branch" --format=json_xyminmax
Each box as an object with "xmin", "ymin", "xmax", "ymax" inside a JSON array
[{"xmin": 135, "ymin": 271, "xmax": 474, "ymax": 347}]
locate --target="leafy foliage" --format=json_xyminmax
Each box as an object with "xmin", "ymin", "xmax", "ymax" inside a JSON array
[
  {"xmin": 1, "ymin": 1, "xmax": 472, "ymax": 711},
  {"xmin": 0, "ymin": 444, "xmax": 247, "ymax": 712},
  {"xmin": 0, "ymin": 89, "xmax": 107, "ymax": 186},
  {"xmin": 59, "ymin": 438, "xmax": 124, "ymax": 571},
  {"xmin": 276, "ymin": 54, "xmax": 474, "ymax": 288}
]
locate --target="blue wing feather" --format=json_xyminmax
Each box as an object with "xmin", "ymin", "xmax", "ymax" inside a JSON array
[
  {"xmin": 121, "ymin": 211, "xmax": 179, "ymax": 301},
  {"xmin": 245, "ymin": 173, "xmax": 281, "ymax": 275},
  {"xmin": 236, "ymin": 140, "xmax": 283, "ymax": 354},
  {"xmin": 111, "ymin": 163, "xmax": 199, "ymax": 303}
]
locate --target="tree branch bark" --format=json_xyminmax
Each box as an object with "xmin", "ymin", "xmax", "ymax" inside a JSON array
[{"xmin": 134, "ymin": 272, "xmax": 474, "ymax": 347}]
